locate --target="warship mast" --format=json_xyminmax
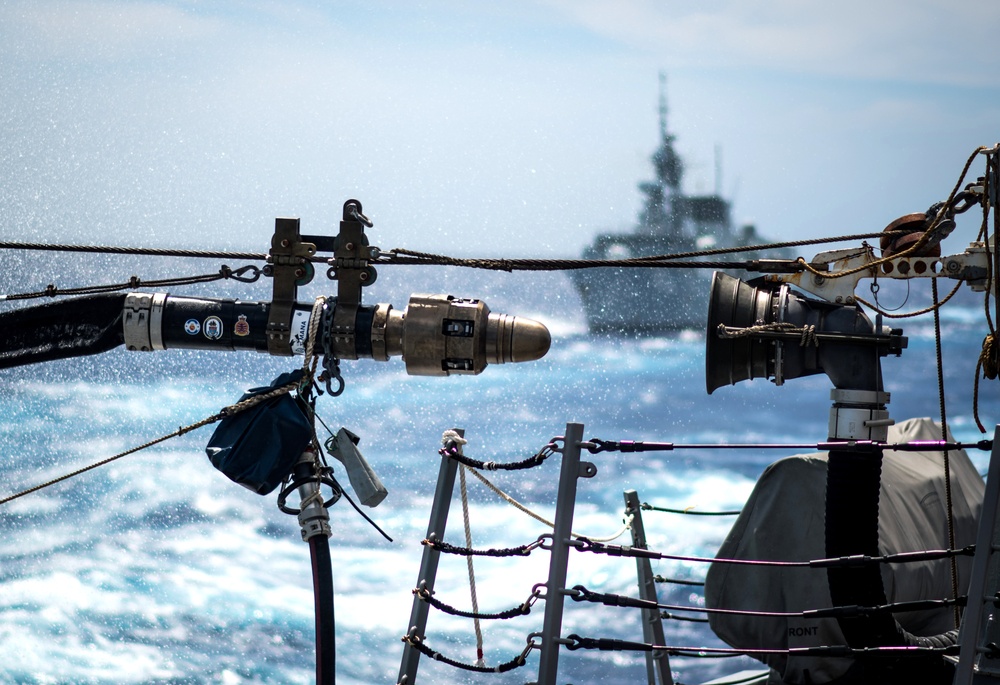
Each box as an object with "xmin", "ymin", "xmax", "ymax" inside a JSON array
[{"xmin": 638, "ymin": 72, "xmax": 683, "ymax": 236}]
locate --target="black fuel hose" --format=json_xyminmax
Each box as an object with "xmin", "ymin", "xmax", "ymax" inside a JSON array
[
  {"xmin": 825, "ymin": 448, "xmax": 958, "ymax": 682},
  {"xmin": 310, "ymin": 534, "xmax": 336, "ymax": 685},
  {"xmin": 0, "ymin": 292, "xmax": 126, "ymax": 368}
]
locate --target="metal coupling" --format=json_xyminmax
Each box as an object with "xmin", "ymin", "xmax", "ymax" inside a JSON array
[
  {"xmin": 122, "ymin": 292, "xmax": 166, "ymax": 352},
  {"xmin": 294, "ymin": 449, "xmax": 332, "ymax": 541},
  {"xmin": 382, "ymin": 294, "xmax": 551, "ymax": 376}
]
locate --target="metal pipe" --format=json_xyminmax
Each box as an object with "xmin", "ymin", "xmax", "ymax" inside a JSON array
[
  {"xmin": 625, "ymin": 489, "xmax": 674, "ymax": 685},
  {"xmin": 397, "ymin": 429, "xmax": 463, "ymax": 684},
  {"xmin": 534, "ymin": 422, "xmax": 588, "ymax": 685}
]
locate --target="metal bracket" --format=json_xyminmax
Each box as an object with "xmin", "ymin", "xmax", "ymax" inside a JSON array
[
  {"xmin": 328, "ymin": 199, "xmax": 377, "ymax": 360},
  {"xmin": 265, "ymin": 217, "xmax": 317, "ymax": 356},
  {"xmin": 763, "ymin": 247, "xmax": 875, "ymax": 304},
  {"xmin": 765, "ymin": 239, "xmax": 995, "ymax": 300},
  {"xmin": 122, "ymin": 293, "xmax": 153, "ymax": 351}
]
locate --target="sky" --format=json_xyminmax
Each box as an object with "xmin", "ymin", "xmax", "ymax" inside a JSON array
[{"xmin": 1, "ymin": 0, "xmax": 998, "ymax": 259}]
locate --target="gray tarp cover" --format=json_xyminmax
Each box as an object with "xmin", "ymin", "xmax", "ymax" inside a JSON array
[{"xmin": 704, "ymin": 418, "xmax": 984, "ymax": 684}]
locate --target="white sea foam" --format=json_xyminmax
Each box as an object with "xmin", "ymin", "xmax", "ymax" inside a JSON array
[{"xmin": 0, "ymin": 322, "xmax": 994, "ymax": 684}]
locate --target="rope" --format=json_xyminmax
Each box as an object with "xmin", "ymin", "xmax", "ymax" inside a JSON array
[
  {"xmin": 413, "ymin": 585, "xmax": 535, "ymax": 620},
  {"xmin": 855, "ymin": 278, "xmax": 963, "ymax": 318},
  {"xmin": 382, "ymin": 230, "xmax": 914, "ymax": 272},
  {"xmin": 973, "ymin": 149, "xmax": 999, "ymax": 429},
  {"xmin": 304, "ymin": 296, "xmax": 327, "ymax": 366},
  {"xmin": 0, "ymin": 265, "xmax": 261, "ymax": 302},
  {"xmin": 0, "ymin": 379, "xmax": 300, "ymax": 507},
  {"xmin": 794, "ymin": 145, "xmax": 989, "ymax": 283},
  {"xmin": 400, "ymin": 634, "xmax": 530, "ymax": 673},
  {"xmin": 460, "ymin": 464, "xmax": 634, "ymax": 542},
  {"xmin": 0, "ymin": 300, "xmax": 328, "ymax": 507},
  {"xmin": 441, "ymin": 431, "xmax": 486, "ymax": 664},
  {"xmin": 0, "ymin": 241, "xmax": 268, "ymax": 261},
  {"xmin": 458, "ymin": 464, "xmax": 485, "ymax": 665},
  {"xmin": 715, "ymin": 321, "xmax": 819, "ymax": 346},
  {"xmin": 931, "ymin": 278, "xmax": 961, "ymax": 629},
  {"xmin": 423, "ymin": 538, "xmax": 545, "ymax": 558},
  {"xmin": 0, "ymin": 229, "xmax": 912, "ymax": 272},
  {"xmin": 982, "ymin": 334, "xmax": 999, "ymax": 380},
  {"xmin": 439, "ymin": 443, "xmax": 553, "ymax": 471}
]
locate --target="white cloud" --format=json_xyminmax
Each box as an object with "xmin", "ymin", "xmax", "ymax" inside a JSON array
[{"xmin": 542, "ymin": 0, "xmax": 1000, "ymax": 87}]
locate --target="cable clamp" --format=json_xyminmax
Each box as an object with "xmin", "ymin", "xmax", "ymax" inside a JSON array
[
  {"xmin": 524, "ymin": 537, "xmax": 546, "ymax": 554},
  {"xmin": 586, "ymin": 438, "xmax": 612, "ymax": 453},
  {"xmin": 519, "ymin": 634, "xmax": 541, "ymax": 664},
  {"xmin": 226, "ymin": 265, "xmax": 262, "ymax": 283},
  {"xmin": 523, "ymin": 587, "xmax": 543, "ymax": 613}
]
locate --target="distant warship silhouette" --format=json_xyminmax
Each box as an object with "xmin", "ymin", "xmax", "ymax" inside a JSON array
[{"xmin": 571, "ymin": 76, "xmax": 780, "ymax": 333}]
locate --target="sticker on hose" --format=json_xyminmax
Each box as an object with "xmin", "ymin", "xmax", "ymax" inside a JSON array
[
  {"xmin": 203, "ymin": 316, "xmax": 223, "ymax": 340},
  {"xmin": 290, "ymin": 310, "xmax": 311, "ymax": 355}
]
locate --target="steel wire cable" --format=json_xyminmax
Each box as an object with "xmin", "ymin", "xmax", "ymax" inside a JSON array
[
  {"xmin": 568, "ymin": 584, "xmax": 966, "ymax": 620},
  {"xmin": 563, "ymin": 634, "xmax": 960, "ymax": 658},
  {"xmin": 571, "ymin": 538, "xmax": 976, "ymax": 569}
]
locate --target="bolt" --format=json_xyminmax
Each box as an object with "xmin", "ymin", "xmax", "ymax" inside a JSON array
[
  {"xmin": 813, "ymin": 275, "xmax": 825, "ymax": 286},
  {"xmin": 947, "ymin": 260, "xmax": 960, "ymax": 273},
  {"xmin": 345, "ymin": 242, "xmax": 355, "ymax": 252},
  {"xmin": 294, "ymin": 268, "xmax": 305, "ymax": 278},
  {"xmin": 280, "ymin": 239, "xmax": 290, "ymax": 248},
  {"xmin": 359, "ymin": 271, "xmax": 369, "ymax": 281}
]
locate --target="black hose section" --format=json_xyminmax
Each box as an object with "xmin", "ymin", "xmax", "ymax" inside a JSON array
[
  {"xmin": 0, "ymin": 293, "xmax": 126, "ymax": 369},
  {"xmin": 825, "ymin": 448, "xmax": 958, "ymax": 682},
  {"xmin": 310, "ymin": 535, "xmax": 336, "ymax": 685}
]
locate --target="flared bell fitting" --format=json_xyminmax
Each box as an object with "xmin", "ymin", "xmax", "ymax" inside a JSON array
[{"xmin": 705, "ymin": 272, "xmax": 906, "ymax": 394}]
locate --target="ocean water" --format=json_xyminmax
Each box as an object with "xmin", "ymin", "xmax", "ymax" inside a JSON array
[{"xmin": 0, "ymin": 253, "xmax": 997, "ymax": 684}]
